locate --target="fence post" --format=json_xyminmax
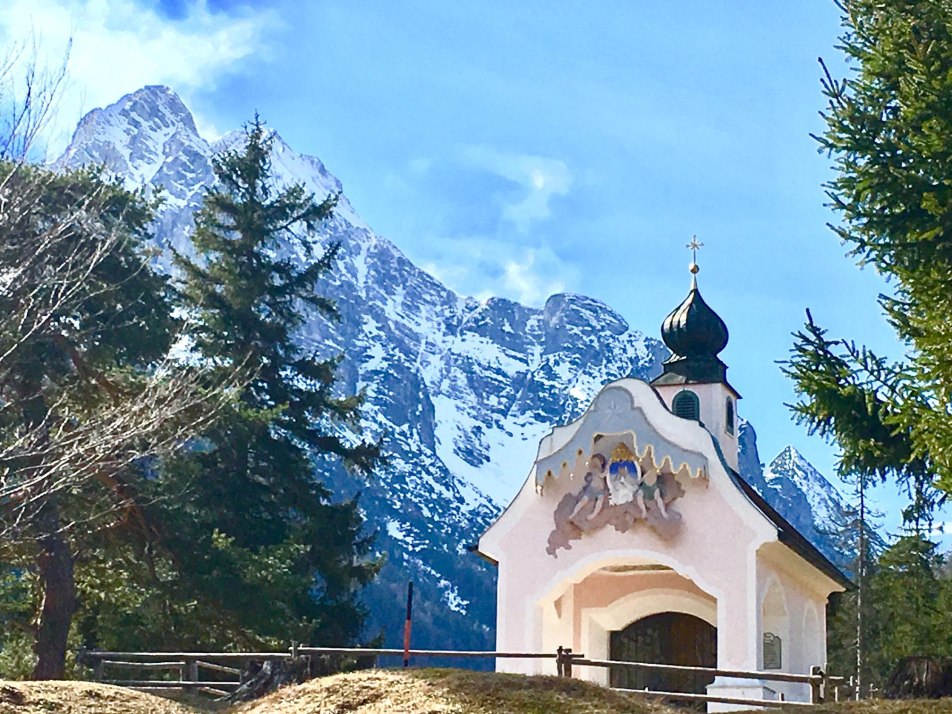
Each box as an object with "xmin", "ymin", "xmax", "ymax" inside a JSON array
[
  {"xmin": 810, "ymin": 665, "xmax": 825, "ymax": 704},
  {"xmin": 93, "ymin": 658, "xmax": 104, "ymax": 682},
  {"xmin": 186, "ymin": 658, "xmax": 198, "ymax": 686}
]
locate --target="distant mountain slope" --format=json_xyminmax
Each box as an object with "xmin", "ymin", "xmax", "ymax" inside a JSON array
[
  {"xmin": 738, "ymin": 423, "xmax": 855, "ymax": 569},
  {"xmin": 58, "ymin": 85, "xmax": 858, "ymax": 648}
]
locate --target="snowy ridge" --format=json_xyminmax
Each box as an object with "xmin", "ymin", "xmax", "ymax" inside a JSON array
[
  {"xmin": 766, "ymin": 446, "xmax": 845, "ymax": 532},
  {"xmin": 738, "ymin": 422, "xmax": 854, "ymax": 568},
  {"xmin": 58, "ymin": 85, "xmax": 856, "ymax": 648}
]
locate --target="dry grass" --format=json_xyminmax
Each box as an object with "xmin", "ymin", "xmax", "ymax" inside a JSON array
[
  {"xmin": 772, "ymin": 701, "xmax": 952, "ymax": 714},
  {"xmin": 232, "ymin": 668, "xmax": 676, "ymax": 714},
  {"xmin": 3, "ymin": 671, "xmax": 952, "ymax": 714},
  {"xmin": 0, "ymin": 680, "xmax": 197, "ymax": 714}
]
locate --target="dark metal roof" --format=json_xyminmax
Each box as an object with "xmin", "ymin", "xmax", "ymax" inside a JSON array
[
  {"xmin": 727, "ymin": 465, "xmax": 854, "ymax": 591},
  {"xmin": 661, "ymin": 278, "xmax": 728, "ymax": 358},
  {"xmin": 653, "ymin": 276, "xmax": 733, "ymax": 387},
  {"xmin": 650, "ymin": 358, "xmax": 734, "ymax": 392}
]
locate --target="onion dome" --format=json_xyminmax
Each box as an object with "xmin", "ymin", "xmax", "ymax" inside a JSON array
[
  {"xmin": 651, "ymin": 266, "xmax": 732, "ymax": 387},
  {"xmin": 661, "ymin": 275, "xmax": 728, "ymax": 358}
]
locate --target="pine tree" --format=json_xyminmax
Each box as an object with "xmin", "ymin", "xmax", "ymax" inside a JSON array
[
  {"xmin": 822, "ymin": 475, "xmax": 885, "ymax": 695},
  {"xmin": 872, "ymin": 534, "xmax": 948, "ymax": 667},
  {"xmin": 784, "ymin": 2, "xmax": 952, "ymax": 680},
  {"xmin": 159, "ymin": 117, "xmax": 380, "ymax": 647}
]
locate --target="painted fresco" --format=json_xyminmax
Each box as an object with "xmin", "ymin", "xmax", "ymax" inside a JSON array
[
  {"xmin": 545, "ymin": 435, "xmax": 689, "ymax": 555},
  {"xmin": 538, "ymin": 387, "xmax": 708, "ymax": 556}
]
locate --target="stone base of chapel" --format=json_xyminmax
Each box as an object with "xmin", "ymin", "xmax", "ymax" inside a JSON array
[{"xmin": 706, "ymin": 677, "xmax": 785, "ymax": 712}]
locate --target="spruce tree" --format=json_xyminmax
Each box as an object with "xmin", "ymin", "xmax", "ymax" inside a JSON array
[
  {"xmin": 787, "ymin": 0, "xmax": 952, "ymax": 496},
  {"xmin": 821, "ymin": 475, "xmax": 885, "ymax": 696},
  {"xmin": 872, "ymin": 534, "xmax": 948, "ymax": 666},
  {"xmin": 164, "ymin": 118, "xmax": 380, "ymax": 647}
]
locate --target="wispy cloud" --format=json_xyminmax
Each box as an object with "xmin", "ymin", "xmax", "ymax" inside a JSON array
[
  {"xmin": 0, "ymin": 0, "xmax": 275, "ymax": 154},
  {"xmin": 421, "ymin": 238, "xmax": 573, "ymax": 307},
  {"xmin": 494, "ymin": 248, "xmax": 567, "ymax": 306},
  {"xmin": 460, "ymin": 146, "xmax": 572, "ymax": 232}
]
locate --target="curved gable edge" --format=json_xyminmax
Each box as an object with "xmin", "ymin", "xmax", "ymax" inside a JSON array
[{"xmin": 478, "ymin": 378, "xmax": 733, "ymax": 561}]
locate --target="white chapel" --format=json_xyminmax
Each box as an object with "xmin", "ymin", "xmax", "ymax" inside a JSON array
[{"xmin": 477, "ymin": 259, "xmax": 850, "ymax": 709}]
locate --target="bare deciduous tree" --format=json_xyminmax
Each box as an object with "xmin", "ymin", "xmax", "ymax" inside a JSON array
[{"xmin": 0, "ymin": 48, "xmax": 242, "ymax": 679}]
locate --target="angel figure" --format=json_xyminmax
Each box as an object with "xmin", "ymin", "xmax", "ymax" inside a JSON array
[
  {"xmin": 638, "ymin": 463, "xmax": 668, "ymax": 519},
  {"xmin": 568, "ymin": 453, "xmax": 608, "ymax": 522}
]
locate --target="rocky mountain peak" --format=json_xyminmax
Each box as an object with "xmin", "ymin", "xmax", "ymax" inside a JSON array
[
  {"xmin": 56, "ymin": 85, "xmax": 863, "ymax": 649},
  {"xmin": 771, "ymin": 444, "xmax": 805, "ymax": 469},
  {"xmin": 57, "ymin": 85, "xmax": 206, "ymax": 184},
  {"xmin": 767, "ymin": 445, "xmax": 835, "ymax": 490}
]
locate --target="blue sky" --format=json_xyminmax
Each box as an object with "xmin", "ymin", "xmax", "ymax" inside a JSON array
[{"xmin": 1, "ymin": 0, "xmax": 943, "ymax": 539}]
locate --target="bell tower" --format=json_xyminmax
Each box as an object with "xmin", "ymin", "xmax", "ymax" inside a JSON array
[{"xmin": 650, "ymin": 238, "xmax": 740, "ymax": 471}]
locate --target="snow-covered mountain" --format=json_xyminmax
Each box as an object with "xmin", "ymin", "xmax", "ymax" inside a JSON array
[
  {"xmin": 738, "ymin": 425, "xmax": 854, "ymax": 567},
  {"xmin": 57, "ymin": 85, "xmax": 856, "ymax": 648}
]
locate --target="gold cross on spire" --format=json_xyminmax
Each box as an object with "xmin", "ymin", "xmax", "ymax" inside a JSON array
[{"xmin": 686, "ymin": 235, "xmax": 703, "ymax": 274}]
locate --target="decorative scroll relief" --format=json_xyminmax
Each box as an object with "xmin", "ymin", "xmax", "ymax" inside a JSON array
[{"xmin": 535, "ymin": 387, "xmax": 707, "ymax": 490}]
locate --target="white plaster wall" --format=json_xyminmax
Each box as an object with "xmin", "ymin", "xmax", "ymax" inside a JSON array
[{"xmin": 755, "ymin": 553, "xmax": 833, "ymax": 702}]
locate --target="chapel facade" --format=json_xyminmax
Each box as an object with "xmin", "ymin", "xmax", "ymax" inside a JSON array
[{"xmin": 477, "ymin": 261, "xmax": 850, "ymax": 710}]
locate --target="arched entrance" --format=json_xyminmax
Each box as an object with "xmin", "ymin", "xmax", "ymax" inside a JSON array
[{"xmin": 610, "ymin": 612, "xmax": 717, "ymax": 694}]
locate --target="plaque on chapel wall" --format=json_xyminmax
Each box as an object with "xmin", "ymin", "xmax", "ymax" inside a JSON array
[{"xmin": 763, "ymin": 632, "xmax": 782, "ymax": 669}]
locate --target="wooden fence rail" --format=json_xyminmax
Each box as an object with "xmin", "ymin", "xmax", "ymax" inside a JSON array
[
  {"xmin": 79, "ymin": 645, "xmax": 845, "ymax": 706},
  {"xmin": 79, "ymin": 650, "xmax": 279, "ymax": 697},
  {"xmin": 295, "ymin": 646, "xmax": 557, "ymax": 659},
  {"xmin": 574, "ymin": 655, "xmax": 824, "ymax": 684}
]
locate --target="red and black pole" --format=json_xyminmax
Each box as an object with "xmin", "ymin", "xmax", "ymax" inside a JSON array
[{"xmin": 403, "ymin": 581, "xmax": 414, "ymax": 668}]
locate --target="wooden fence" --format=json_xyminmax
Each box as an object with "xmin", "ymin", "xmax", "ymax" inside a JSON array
[
  {"xmin": 80, "ymin": 645, "xmax": 847, "ymax": 707},
  {"xmin": 78, "ymin": 650, "xmax": 291, "ymax": 697}
]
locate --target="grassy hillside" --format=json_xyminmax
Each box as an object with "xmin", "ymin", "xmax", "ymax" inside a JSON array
[
  {"xmin": 3, "ymin": 670, "xmax": 952, "ymax": 714},
  {"xmin": 0, "ymin": 680, "xmax": 196, "ymax": 714},
  {"xmin": 232, "ymin": 668, "xmax": 673, "ymax": 714}
]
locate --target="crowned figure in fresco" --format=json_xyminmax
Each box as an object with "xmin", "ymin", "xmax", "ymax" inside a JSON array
[
  {"xmin": 608, "ymin": 442, "xmax": 668, "ymax": 520},
  {"xmin": 607, "ymin": 443, "xmax": 641, "ymax": 505}
]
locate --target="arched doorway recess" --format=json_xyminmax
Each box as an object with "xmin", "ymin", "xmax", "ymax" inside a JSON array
[{"xmin": 610, "ymin": 612, "xmax": 717, "ymax": 694}]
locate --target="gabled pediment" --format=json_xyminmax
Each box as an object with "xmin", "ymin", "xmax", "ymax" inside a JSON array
[
  {"xmin": 531, "ymin": 381, "xmax": 712, "ymax": 555},
  {"xmin": 535, "ymin": 382, "xmax": 708, "ymax": 489}
]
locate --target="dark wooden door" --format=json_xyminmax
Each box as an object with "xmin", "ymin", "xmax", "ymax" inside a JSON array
[{"xmin": 610, "ymin": 612, "xmax": 717, "ymax": 695}]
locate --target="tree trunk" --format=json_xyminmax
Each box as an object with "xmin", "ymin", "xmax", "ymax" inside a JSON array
[
  {"xmin": 225, "ymin": 657, "xmax": 309, "ymax": 703},
  {"xmin": 31, "ymin": 501, "xmax": 76, "ymax": 680},
  {"xmin": 855, "ymin": 478, "xmax": 865, "ymax": 701}
]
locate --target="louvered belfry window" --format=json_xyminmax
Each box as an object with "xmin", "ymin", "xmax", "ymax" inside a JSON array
[
  {"xmin": 726, "ymin": 397, "xmax": 735, "ymax": 434},
  {"xmin": 672, "ymin": 390, "xmax": 700, "ymax": 421}
]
